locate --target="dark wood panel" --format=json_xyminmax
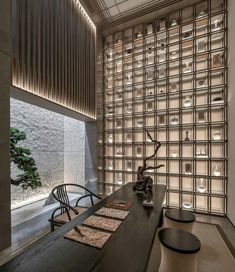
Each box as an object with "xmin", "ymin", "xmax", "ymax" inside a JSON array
[
  {"xmin": 0, "ymin": 183, "xmax": 166, "ymax": 272},
  {"xmin": 12, "ymin": 0, "xmax": 96, "ymax": 119}
]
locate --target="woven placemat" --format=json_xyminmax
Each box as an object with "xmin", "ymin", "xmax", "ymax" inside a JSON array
[
  {"xmin": 83, "ymin": 215, "xmax": 122, "ymax": 232},
  {"xmin": 95, "ymin": 207, "xmax": 129, "ymax": 220},
  {"xmin": 64, "ymin": 225, "xmax": 111, "ymax": 249}
]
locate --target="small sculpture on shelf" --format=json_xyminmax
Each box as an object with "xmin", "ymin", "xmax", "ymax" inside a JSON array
[{"xmin": 133, "ymin": 129, "xmax": 164, "ymax": 199}]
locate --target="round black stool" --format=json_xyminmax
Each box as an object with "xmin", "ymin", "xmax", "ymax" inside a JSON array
[
  {"xmin": 158, "ymin": 228, "xmax": 201, "ymax": 272},
  {"xmin": 165, "ymin": 208, "xmax": 196, "ymax": 232}
]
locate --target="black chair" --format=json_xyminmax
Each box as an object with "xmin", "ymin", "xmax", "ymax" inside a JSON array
[{"xmin": 49, "ymin": 183, "xmax": 102, "ymax": 232}]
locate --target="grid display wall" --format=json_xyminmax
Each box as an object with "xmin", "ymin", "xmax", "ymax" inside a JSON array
[{"xmin": 97, "ymin": 0, "xmax": 228, "ymax": 215}]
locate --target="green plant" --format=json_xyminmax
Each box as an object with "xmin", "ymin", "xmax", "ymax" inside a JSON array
[{"xmin": 10, "ymin": 127, "xmax": 42, "ymax": 190}]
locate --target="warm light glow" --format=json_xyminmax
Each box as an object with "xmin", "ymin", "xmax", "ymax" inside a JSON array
[
  {"xmin": 13, "ymin": 82, "xmax": 96, "ymax": 120},
  {"xmin": 74, "ymin": 0, "xmax": 96, "ymax": 31}
]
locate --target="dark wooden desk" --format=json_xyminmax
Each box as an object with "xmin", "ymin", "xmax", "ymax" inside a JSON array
[{"xmin": 0, "ymin": 183, "xmax": 166, "ymax": 272}]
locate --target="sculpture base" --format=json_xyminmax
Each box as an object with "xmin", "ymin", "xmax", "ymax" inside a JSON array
[{"xmin": 143, "ymin": 200, "xmax": 154, "ymax": 208}]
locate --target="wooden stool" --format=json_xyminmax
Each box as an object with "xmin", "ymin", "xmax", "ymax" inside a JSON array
[
  {"xmin": 165, "ymin": 209, "xmax": 196, "ymax": 232},
  {"xmin": 158, "ymin": 228, "xmax": 201, "ymax": 272}
]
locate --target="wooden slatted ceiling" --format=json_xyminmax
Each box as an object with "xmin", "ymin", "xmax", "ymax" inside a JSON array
[{"xmin": 12, "ymin": 0, "xmax": 96, "ymax": 119}]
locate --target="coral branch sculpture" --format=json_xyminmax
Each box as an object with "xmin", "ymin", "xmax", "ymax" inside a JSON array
[{"xmin": 133, "ymin": 128, "xmax": 164, "ymax": 193}]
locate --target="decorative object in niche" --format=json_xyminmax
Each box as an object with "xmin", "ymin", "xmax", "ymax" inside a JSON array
[
  {"xmin": 159, "ymin": 115, "xmax": 165, "ymax": 126},
  {"xmin": 213, "ymin": 165, "xmax": 221, "ymax": 176},
  {"xmin": 185, "ymin": 163, "xmax": 192, "ymax": 175},
  {"xmin": 116, "ymin": 146, "xmax": 122, "ymax": 157},
  {"xmin": 117, "ymin": 173, "xmax": 122, "ymax": 185},
  {"xmin": 98, "ymin": 135, "xmax": 102, "ymax": 144},
  {"xmin": 184, "ymin": 62, "xmax": 192, "ymax": 73},
  {"xmin": 197, "ymin": 10, "xmax": 206, "ymax": 18},
  {"xmin": 185, "ymin": 130, "xmax": 190, "ymax": 141},
  {"xmin": 108, "ymin": 161, "xmax": 113, "ymax": 170},
  {"xmin": 212, "ymin": 53, "xmax": 223, "ymax": 68},
  {"xmin": 127, "ymin": 161, "xmax": 132, "ymax": 171},
  {"xmin": 136, "ymin": 118, "xmax": 143, "ymax": 127},
  {"xmin": 171, "ymin": 116, "xmax": 179, "ymax": 125},
  {"xmin": 183, "ymin": 30, "xmax": 192, "ymax": 40},
  {"xmin": 126, "ymin": 103, "xmax": 132, "ymax": 114},
  {"xmin": 136, "ymin": 146, "xmax": 142, "ymax": 157},
  {"xmin": 197, "ymin": 40, "xmax": 206, "ymax": 52},
  {"xmin": 116, "ymin": 92, "xmax": 122, "ymax": 101},
  {"xmin": 197, "ymin": 178, "xmax": 206, "ymax": 193},
  {"xmin": 147, "ymin": 101, "xmax": 153, "ymax": 111},
  {"xmin": 197, "ymin": 78, "xmax": 207, "ymax": 88},
  {"xmin": 213, "ymin": 129, "xmax": 222, "ymax": 140},
  {"xmin": 170, "ymin": 51, "xmax": 177, "ymax": 60},
  {"xmin": 170, "ymin": 81, "xmax": 178, "ymax": 92},
  {"xmin": 108, "ymin": 134, "xmax": 113, "ymax": 143},
  {"xmin": 171, "ymin": 19, "xmax": 177, "ymax": 27},
  {"xmin": 196, "ymin": 146, "xmax": 206, "ymax": 157},
  {"xmin": 182, "ymin": 195, "xmax": 193, "ymax": 209},
  {"xmin": 183, "ymin": 96, "xmax": 192, "ymax": 107},
  {"xmin": 171, "ymin": 151, "xmax": 178, "ymax": 158},
  {"xmin": 212, "ymin": 19, "xmax": 222, "ymax": 31},
  {"xmin": 212, "ymin": 96, "xmax": 223, "ymax": 104}
]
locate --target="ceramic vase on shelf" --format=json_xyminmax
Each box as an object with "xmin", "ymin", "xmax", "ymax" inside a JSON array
[
  {"xmin": 182, "ymin": 195, "xmax": 193, "ymax": 209},
  {"xmin": 171, "ymin": 151, "xmax": 178, "ymax": 158},
  {"xmin": 117, "ymin": 173, "xmax": 122, "ymax": 185},
  {"xmin": 197, "ymin": 178, "xmax": 206, "ymax": 193},
  {"xmin": 185, "ymin": 163, "xmax": 192, "ymax": 175},
  {"xmin": 213, "ymin": 165, "xmax": 221, "ymax": 176},
  {"xmin": 108, "ymin": 161, "xmax": 113, "ymax": 170},
  {"xmin": 183, "ymin": 96, "xmax": 192, "ymax": 107},
  {"xmin": 213, "ymin": 130, "xmax": 222, "ymax": 140},
  {"xmin": 108, "ymin": 134, "xmax": 113, "ymax": 143},
  {"xmin": 98, "ymin": 136, "xmax": 102, "ymax": 144}
]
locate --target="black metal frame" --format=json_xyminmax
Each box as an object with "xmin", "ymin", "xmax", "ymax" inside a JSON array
[{"xmin": 49, "ymin": 183, "xmax": 102, "ymax": 232}]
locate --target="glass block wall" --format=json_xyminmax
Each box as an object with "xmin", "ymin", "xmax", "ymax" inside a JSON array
[{"xmin": 97, "ymin": 0, "xmax": 228, "ymax": 215}]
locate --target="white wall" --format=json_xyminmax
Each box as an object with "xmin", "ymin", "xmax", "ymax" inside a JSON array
[
  {"xmin": 228, "ymin": 0, "xmax": 235, "ymax": 225},
  {"xmin": 64, "ymin": 116, "xmax": 85, "ymax": 188}
]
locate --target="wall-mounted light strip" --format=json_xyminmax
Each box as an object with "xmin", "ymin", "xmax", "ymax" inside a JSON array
[
  {"xmin": 12, "ymin": 82, "xmax": 96, "ymax": 119},
  {"xmin": 74, "ymin": 0, "xmax": 96, "ymax": 31},
  {"xmin": 12, "ymin": 0, "xmax": 97, "ymax": 120}
]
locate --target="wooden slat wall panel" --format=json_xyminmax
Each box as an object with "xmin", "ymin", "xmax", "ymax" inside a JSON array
[{"xmin": 12, "ymin": 0, "xmax": 96, "ymax": 119}]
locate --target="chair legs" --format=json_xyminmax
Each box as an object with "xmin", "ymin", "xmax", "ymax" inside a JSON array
[{"xmin": 50, "ymin": 221, "xmax": 55, "ymax": 232}]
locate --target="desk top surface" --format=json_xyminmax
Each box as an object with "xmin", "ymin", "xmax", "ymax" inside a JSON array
[{"xmin": 1, "ymin": 183, "xmax": 166, "ymax": 272}]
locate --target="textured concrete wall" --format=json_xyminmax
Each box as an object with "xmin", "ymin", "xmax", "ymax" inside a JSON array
[
  {"xmin": 0, "ymin": 0, "xmax": 11, "ymax": 251},
  {"xmin": 10, "ymin": 98, "xmax": 65, "ymax": 207},
  {"xmin": 64, "ymin": 116, "xmax": 85, "ymax": 189},
  {"xmin": 10, "ymin": 98, "xmax": 86, "ymax": 208}
]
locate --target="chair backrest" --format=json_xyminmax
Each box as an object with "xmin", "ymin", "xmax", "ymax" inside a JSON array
[{"xmin": 51, "ymin": 183, "xmax": 101, "ymax": 214}]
